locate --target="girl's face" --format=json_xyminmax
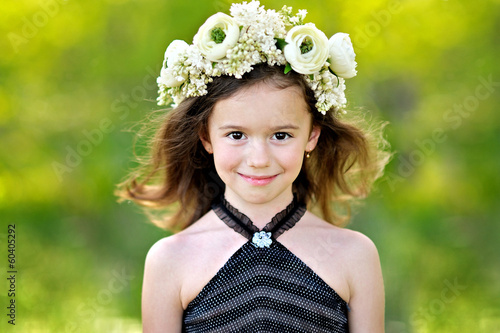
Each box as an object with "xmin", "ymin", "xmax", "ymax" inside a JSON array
[{"xmin": 201, "ymin": 82, "xmax": 321, "ymax": 208}]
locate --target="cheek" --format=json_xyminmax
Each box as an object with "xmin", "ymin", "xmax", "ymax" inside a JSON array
[
  {"xmin": 212, "ymin": 144, "xmax": 240, "ymax": 171},
  {"xmin": 277, "ymin": 146, "xmax": 305, "ymax": 170}
]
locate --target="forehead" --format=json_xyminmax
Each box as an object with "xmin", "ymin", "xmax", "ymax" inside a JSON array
[{"xmin": 210, "ymin": 83, "xmax": 310, "ymax": 127}]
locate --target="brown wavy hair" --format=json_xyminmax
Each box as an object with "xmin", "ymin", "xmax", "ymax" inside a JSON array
[{"xmin": 116, "ymin": 64, "xmax": 391, "ymax": 232}]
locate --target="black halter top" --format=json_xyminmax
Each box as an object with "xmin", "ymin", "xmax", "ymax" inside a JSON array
[{"xmin": 182, "ymin": 196, "xmax": 349, "ymax": 332}]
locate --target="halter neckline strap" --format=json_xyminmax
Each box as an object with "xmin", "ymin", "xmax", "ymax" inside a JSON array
[{"xmin": 211, "ymin": 195, "xmax": 307, "ymax": 248}]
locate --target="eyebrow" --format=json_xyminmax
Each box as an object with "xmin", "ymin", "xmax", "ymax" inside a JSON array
[{"xmin": 218, "ymin": 124, "xmax": 300, "ymax": 131}]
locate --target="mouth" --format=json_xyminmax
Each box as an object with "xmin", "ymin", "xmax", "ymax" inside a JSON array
[{"xmin": 238, "ymin": 173, "xmax": 278, "ymax": 186}]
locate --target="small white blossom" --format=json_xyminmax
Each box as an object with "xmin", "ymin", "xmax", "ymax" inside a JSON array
[
  {"xmin": 298, "ymin": 9, "xmax": 307, "ymax": 20},
  {"xmin": 157, "ymin": 67, "xmax": 187, "ymax": 87}
]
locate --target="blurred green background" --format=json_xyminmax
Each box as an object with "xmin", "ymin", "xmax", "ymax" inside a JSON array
[{"xmin": 1, "ymin": 0, "xmax": 499, "ymax": 332}]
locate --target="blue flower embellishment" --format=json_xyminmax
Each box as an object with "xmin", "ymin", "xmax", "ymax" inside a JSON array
[{"xmin": 252, "ymin": 231, "xmax": 272, "ymax": 248}]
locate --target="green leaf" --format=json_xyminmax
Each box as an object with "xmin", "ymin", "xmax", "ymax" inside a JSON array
[
  {"xmin": 284, "ymin": 63, "xmax": 292, "ymax": 74},
  {"xmin": 275, "ymin": 38, "xmax": 288, "ymax": 50}
]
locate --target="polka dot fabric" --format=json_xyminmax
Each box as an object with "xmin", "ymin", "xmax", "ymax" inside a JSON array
[{"xmin": 182, "ymin": 197, "xmax": 349, "ymax": 332}]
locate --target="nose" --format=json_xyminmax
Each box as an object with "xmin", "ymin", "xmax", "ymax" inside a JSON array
[{"xmin": 246, "ymin": 140, "xmax": 271, "ymax": 168}]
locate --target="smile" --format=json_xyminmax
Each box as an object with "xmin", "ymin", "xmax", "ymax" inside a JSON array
[{"xmin": 238, "ymin": 173, "xmax": 278, "ymax": 186}]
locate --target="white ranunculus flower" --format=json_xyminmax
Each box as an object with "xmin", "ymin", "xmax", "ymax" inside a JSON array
[
  {"xmin": 164, "ymin": 40, "xmax": 189, "ymax": 68},
  {"xmin": 328, "ymin": 33, "xmax": 357, "ymax": 79},
  {"xmin": 193, "ymin": 13, "xmax": 240, "ymax": 62},
  {"xmin": 157, "ymin": 67, "xmax": 187, "ymax": 87},
  {"xmin": 284, "ymin": 23, "xmax": 329, "ymax": 74}
]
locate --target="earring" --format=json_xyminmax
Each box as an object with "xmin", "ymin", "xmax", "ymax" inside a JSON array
[{"xmin": 305, "ymin": 151, "xmax": 311, "ymax": 158}]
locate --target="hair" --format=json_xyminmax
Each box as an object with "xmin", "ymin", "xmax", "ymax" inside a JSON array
[{"xmin": 116, "ymin": 64, "xmax": 391, "ymax": 232}]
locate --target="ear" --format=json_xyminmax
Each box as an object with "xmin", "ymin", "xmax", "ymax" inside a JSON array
[
  {"xmin": 306, "ymin": 125, "xmax": 321, "ymax": 152},
  {"xmin": 199, "ymin": 131, "xmax": 213, "ymax": 154}
]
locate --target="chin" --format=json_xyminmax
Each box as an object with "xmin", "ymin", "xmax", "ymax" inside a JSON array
[{"xmin": 239, "ymin": 189, "xmax": 292, "ymax": 205}]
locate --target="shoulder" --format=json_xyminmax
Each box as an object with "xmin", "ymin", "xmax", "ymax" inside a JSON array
[
  {"xmin": 343, "ymin": 230, "xmax": 384, "ymax": 332},
  {"xmin": 143, "ymin": 230, "xmax": 195, "ymax": 292},
  {"xmin": 305, "ymin": 214, "xmax": 385, "ymax": 331},
  {"xmin": 142, "ymin": 214, "xmax": 219, "ymax": 331},
  {"xmin": 319, "ymin": 222, "xmax": 384, "ymax": 331},
  {"xmin": 146, "ymin": 223, "xmax": 204, "ymax": 260},
  {"xmin": 144, "ymin": 234, "xmax": 186, "ymax": 276},
  {"xmin": 335, "ymin": 227, "xmax": 380, "ymax": 265},
  {"xmin": 302, "ymin": 212, "xmax": 382, "ymax": 293},
  {"xmin": 338, "ymin": 228, "xmax": 382, "ymax": 292},
  {"xmin": 143, "ymin": 231, "xmax": 194, "ymax": 302},
  {"xmin": 145, "ymin": 214, "xmax": 216, "ymax": 276},
  {"xmin": 319, "ymin": 217, "xmax": 381, "ymax": 282},
  {"xmin": 302, "ymin": 211, "xmax": 380, "ymax": 260},
  {"xmin": 142, "ymin": 235, "xmax": 186, "ymax": 331},
  {"xmin": 144, "ymin": 209, "xmax": 230, "ymax": 289}
]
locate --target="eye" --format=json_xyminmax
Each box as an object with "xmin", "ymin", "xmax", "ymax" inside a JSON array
[
  {"xmin": 227, "ymin": 131, "xmax": 245, "ymax": 140},
  {"xmin": 273, "ymin": 132, "xmax": 291, "ymax": 140}
]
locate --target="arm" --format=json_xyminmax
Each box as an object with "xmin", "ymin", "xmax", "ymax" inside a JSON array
[
  {"xmin": 142, "ymin": 237, "xmax": 184, "ymax": 332},
  {"xmin": 347, "ymin": 232, "xmax": 385, "ymax": 333}
]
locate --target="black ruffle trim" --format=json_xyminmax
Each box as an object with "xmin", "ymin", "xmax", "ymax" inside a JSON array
[{"xmin": 211, "ymin": 194, "xmax": 307, "ymax": 241}]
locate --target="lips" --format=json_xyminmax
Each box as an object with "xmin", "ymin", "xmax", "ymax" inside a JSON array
[{"xmin": 238, "ymin": 173, "xmax": 277, "ymax": 186}]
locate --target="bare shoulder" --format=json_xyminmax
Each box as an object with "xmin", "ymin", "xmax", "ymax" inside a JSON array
[
  {"xmin": 143, "ymin": 227, "xmax": 201, "ymax": 289},
  {"xmin": 343, "ymin": 227, "xmax": 384, "ymax": 332},
  {"xmin": 302, "ymin": 211, "xmax": 380, "ymax": 260},
  {"xmin": 142, "ymin": 233, "xmax": 187, "ymax": 332},
  {"xmin": 145, "ymin": 213, "xmax": 218, "ymax": 278},
  {"xmin": 319, "ymin": 215, "xmax": 380, "ymax": 277},
  {"xmin": 146, "ymin": 233, "xmax": 183, "ymax": 267},
  {"xmin": 142, "ymin": 214, "xmax": 218, "ymax": 332},
  {"xmin": 307, "ymin": 216, "xmax": 384, "ymax": 332},
  {"xmin": 335, "ymin": 227, "xmax": 382, "ymax": 293},
  {"xmin": 299, "ymin": 213, "xmax": 382, "ymax": 291},
  {"xmin": 146, "ymin": 226, "xmax": 198, "ymax": 266},
  {"xmin": 334, "ymin": 225, "xmax": 380, "ymax": 264},
  {"xmin": 144, "ymin": 228, "xmax": 193, "ymax": 281},
  {"xmin": 304, "ymin": 213, "xmax": 385, "ymax": 331}
]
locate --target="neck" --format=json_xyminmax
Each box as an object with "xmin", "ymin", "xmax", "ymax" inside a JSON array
[{"xmin": 223, "ymin": 189, "xmax": 294, "ymax": 229}]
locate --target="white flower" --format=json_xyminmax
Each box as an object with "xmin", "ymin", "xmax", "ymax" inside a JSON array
[
  {"xmin": 283, "ymin": 23, "xmax": 329, "ymax": 74},
  {"xmin": 297, "ymin": 9, "xmax": 307, "ymax": 20},
  {"xmin": 328, "ymin": 33, "xmax": 357, "ymax": 79},
  {"xmin": 252, "ymin": 231, "xmax": 272, "ymax": 248},
  {"xmin": 164, "ymin": 40, "xmax": 189, "ymax": 68},
  {"xmin": 157, "ymin": 67, "xmax": 187, "ymax": 87},
  {"xmin": 193, "ymin": 13, "xmax": 240, "ymax": 62}
]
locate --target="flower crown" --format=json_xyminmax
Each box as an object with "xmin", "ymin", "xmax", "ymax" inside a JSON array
[{"xmin": 156, "ymin": 1, "xmax": 357, "ymax": 115}]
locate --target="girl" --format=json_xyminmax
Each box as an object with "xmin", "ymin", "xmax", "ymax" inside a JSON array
[{"xmin": 117, "ymin": 2, "xmax": 390, "ymax": 332}]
